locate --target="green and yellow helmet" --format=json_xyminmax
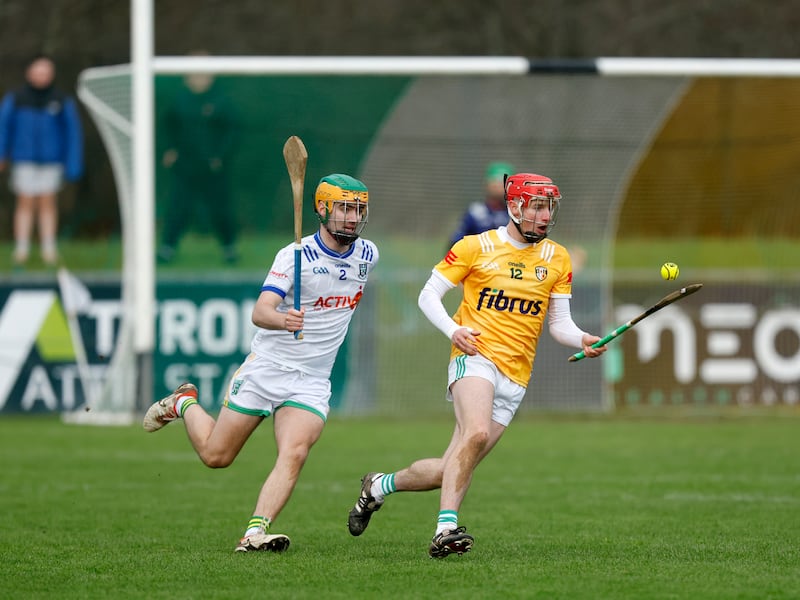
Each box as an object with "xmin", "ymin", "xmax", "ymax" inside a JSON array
[{"xmin": 314, "ymin": 174, "xmax": 369, "ymax": 245}]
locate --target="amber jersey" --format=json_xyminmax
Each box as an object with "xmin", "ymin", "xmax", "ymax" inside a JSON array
[{"xmin": 435, "ymin": 226, "xmax": 573, "ymax": 387}]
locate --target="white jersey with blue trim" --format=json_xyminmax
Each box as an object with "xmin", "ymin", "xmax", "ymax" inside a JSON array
[{"xmin": 251, "ymin": 231, "xmax": 379, "ymax": 377}]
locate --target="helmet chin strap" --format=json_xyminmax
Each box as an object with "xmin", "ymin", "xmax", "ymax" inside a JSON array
[
  {"xmin": 512, "ymin": 220, "xmax": 546, "ymax": 243},
  {"xmin": 328, "ymin": 227, "xmax": 358, "ymax": 245},
  {"xmin": 508, "ymin": 206, "xmax": 546, "ymax": 243}
]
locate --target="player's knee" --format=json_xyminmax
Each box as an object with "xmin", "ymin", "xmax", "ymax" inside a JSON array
[
  {"xmin": 200, "ymin": 449, "xmax": 236, "ymax": 469},
  {"xmin": 279, "ymin": 444, "xmax": 311, "ymax": 467}
]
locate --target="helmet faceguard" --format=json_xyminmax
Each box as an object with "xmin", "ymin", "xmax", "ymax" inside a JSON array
[
  {"xmin": 504, "ymin": 173, "xmax": 561, "ymax": 243},
  {"xmin": 315, "ymin": 174, "xmax": 369, "ymax": 246}
]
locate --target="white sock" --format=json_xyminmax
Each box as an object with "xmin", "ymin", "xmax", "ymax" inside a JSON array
[
  {"xmin": 436, "ymin": 510, "xmax": 458, "ymax": 535},
  {"xmin": 369, "ymin": 472, "xmax": 396, "ymax": 501},
  {"xmin": 13, "ymin": 240, "xmax": 30, "ymax": 261}
]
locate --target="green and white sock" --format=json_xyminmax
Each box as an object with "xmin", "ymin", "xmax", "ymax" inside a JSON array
[
  {"xmin": 244, "ymin": 516, "xmax": 270, "ymax": 537},
  {"xmin": 436, "ymin": 510, "xmax": 458, "ymax": 535},
  {"xmin": 370, "ymin": 473, "xmax": 397, "ymax": 500},
  {"xmin": 175, "ymin": 390, "xmax": 198, "ymax": 417}
]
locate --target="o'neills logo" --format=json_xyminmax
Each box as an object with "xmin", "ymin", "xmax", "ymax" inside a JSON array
[
  {"xmin": 313, "ymin": 289, "xmax": 363, "ymax": 310},
  {"xmin": 476, "ymin": 287, "xmax": 543, "ymax": 315}
]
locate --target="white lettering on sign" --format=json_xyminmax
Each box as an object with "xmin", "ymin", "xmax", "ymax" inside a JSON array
[
  {"xmin": 615, "ymin": 305, "xmax": 696, "ymax": 383},
  {"xmin": 0, "ymin": 290, "xmax": 56, "ymax": 408},
  {"xmin": 89, "ymin": 300, "xmax": 123, "ymax": 357},
  {"xmin": 700, "ymin": 303, "xmax": 757, "ymax": 383},
  {"xmin": 159, "ymin": 299, "xmax": 257, "ymax": 357},
  {"xmin": 20, "ymin": 365, "xmax": 58, "ymax": 411},
  {"xmin": 198, "ymin": 300, "xmax": 239, "ymax": 356},
  {"xmin": 159, "ymin": 300, "xmax": 198, "ymax": 354},
  {"xmin": 616, "ymin": 302, "xmax": 800, "ymax": 386},
  {"xmin": 0, "ymin": 288, "xmax": 255, "ymax": 413},
  {"xmin": 754, "ymin": 309, "xmax": 800, "ymax": 382}
]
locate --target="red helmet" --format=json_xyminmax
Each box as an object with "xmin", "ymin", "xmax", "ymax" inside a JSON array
[
  {"xmin": 504, "ymin": 173, "xmax": 561, "ymax": 243},
  {"xmin": 504, "ymin": 173, "xmax": 561, "ymax": 206}
]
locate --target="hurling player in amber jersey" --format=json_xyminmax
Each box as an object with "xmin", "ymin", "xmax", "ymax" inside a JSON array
[
  {"xmin": 347, "ymin": 173, "xmax": 605, "ymax": 559},
  {"xmin": 144, "ymin": 174, "xmax": 377, "ymax": 554}
]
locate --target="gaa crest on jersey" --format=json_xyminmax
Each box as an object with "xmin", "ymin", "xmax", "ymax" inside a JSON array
[
  {"xmin": 358, "ymin": 263, "xmax": 368, "ymax": 280},
  {"xmin": 535, "ymin": 266, "xmax": 548, "ymax": 281}
]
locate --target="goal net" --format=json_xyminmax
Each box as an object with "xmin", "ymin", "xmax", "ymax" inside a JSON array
[
  {"xmin": 77, "ymin": 57, "xmax": 800, "ymax": 420},
  {"xmin": 68, "ymin": 65, "xmax": 139, "ymax": 424}
]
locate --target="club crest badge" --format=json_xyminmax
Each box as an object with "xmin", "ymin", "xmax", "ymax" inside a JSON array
[
  {"xmin": 358, "ymin": 263, "xmax": 368, "ymax": 279},
  {"xmin": 535, "ymin": 266, "xmax": 548, "ymax": 281}
]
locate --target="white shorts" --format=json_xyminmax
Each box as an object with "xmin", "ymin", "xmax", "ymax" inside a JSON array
[
  {"xmin": 447, "ymin": 353, "xmax": 527, "ymax": 427},
  {"xmin": 10, "ymin": 162, "xmax": 64, "ymax": 196},
  {"xmin": 223, "ymin": 353, "xmax": 331, "ymax": 422}
]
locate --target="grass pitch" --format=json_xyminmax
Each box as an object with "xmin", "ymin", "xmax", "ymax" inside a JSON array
[{"xmin": 1, "ymin": 415, "xmax": 798, "ymax": 599}]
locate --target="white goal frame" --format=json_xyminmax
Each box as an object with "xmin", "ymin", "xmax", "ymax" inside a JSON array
[{"xmin": 76, "ymin": 1, "xmax": 800, "ymax": 417}]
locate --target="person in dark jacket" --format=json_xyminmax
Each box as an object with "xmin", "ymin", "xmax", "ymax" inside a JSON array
[
  {"xmin": 0, "ymin": 55, "xmax": 84, "ymax": 267},
  {"xmin": 448, "ymin": 161, "xmax": 514, "ymax": 247},
  {"xmin": 157, "ymin": 69, "xmax": 239, "ymax": 265}
]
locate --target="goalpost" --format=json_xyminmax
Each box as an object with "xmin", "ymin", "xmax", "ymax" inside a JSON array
[{"xmin": 74, "ymin": 5, "xmax": 800, "ymax": 420}]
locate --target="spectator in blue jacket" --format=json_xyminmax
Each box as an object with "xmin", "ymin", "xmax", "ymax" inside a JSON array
[
  {"xmin": 0, "ymin": 55, "xmax": 84, "ymax": 267},
  {"xmin": 448, "ymin": 161, "xmax": 514, "ymax": 247}
]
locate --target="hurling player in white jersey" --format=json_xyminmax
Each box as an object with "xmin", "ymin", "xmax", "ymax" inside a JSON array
[
  {"xmin": 143, "ymin": 173, "xmax": 378, "ymax": 553},
  {"xmin": 348, "ymin": 172, "xmax": 606, "ymax": 558}
]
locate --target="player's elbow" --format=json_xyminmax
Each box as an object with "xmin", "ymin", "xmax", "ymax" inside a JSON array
[{"xmin": 417, "ymin": 289, "xmax": 428, "ymax": 311}]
